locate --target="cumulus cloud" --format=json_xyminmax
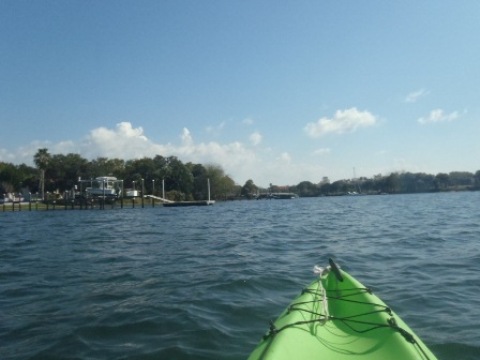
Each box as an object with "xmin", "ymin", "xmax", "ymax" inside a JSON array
[
  {"xmin": 417, "ymin": 109, "xmax": 460, "ymax": 124},
  {"xmin": 405, "ymin": 89, "xmax": 429, "ymax": 103},
  {"xmin": 205, "ymin": 121, "xmax": 226, "ymax": 135},
  {"xmin": 0, "ymin": 139, "xmax": 78, "ymax": 165},
  {"xmin": 180, "ymin": 127, "xmax": 193, "ymax": 145},
  {"xmin": 304, "ymin": 108, "xmax": 377, "ymax": 138},
  {"xmin": 242, "ymin": 117, "xmax": 254, "ymax": 125},
  {"xmin": 0, "ymin": 148, "xmax": 16, "ymax": 163},
  {"xmin": 278, "ymin": 152, "xmax": 291, "ymax": 163},
  {"xmin": 313, "ymin": 148, "xmax": 331, "ymax": 156},
  {"xmin": 81, "ymin": 122, "xmax": 167, "ymax": 159},
  {"xmin": 249, "ymin": 131, "xmax": 262, "ymax": 146},
  {"xmin": 0, "ymin": 121, "xmax": 333, "ymax": 187},
  {"xmin": 87, "ymin": 123, "xmax": 264, "ymax": 183},
  {"xmin": 90, "ymin": 122, "xmax": 147, "ymax": 142}
]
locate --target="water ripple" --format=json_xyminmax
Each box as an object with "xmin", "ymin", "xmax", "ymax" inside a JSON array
[{"xmin": 1, "ymin": 192, "xmax": 479, "ymax": 359}]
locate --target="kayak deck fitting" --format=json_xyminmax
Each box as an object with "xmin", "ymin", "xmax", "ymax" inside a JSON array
[{"xmin": 248, "ymin": 259, "xmax": 438, "ymax": 360}]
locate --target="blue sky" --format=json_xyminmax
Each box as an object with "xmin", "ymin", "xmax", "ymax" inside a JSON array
[{"xmin": 1, "ymin": 1, "xmax": 479, "ymax": 186}]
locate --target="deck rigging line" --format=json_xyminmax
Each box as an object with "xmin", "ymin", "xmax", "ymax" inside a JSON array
[{"xmin": 264, "ymin": 283, "xmax": 432, "ymax": 360}]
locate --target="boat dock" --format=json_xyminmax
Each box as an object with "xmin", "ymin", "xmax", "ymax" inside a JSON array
[
  {"xmin": 163, "ymin": 200, "xmax": 215, "ymax": 207},
  {"xmin": 144, "ymin": 195, "xmax": 174, "ymax": 204},
  {"xmin": 2, "ymin": 178, "xmax": 216, "ymax": 212},
  {"xmin": 255, "ymin": 192, "xmax": 298, "ymax": 200}
]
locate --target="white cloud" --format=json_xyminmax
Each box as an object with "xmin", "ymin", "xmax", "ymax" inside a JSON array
[
  {"xmin": 242, "ymin": 117, "xmax": 254, "ymax": 125},
  {"xmin": 0, "ymin": 139, "xmax": 78, "ymax": 165},
  {"xmin": 0, "ymin": 148, "xmax": 16, "ymax": 162},
  {"xmin": 249, "ymin": 131, "xmax": 262, "ymax": 146},
  {"xmin": 205, "ymin": 121, "xmax": 226, "ymax": 135},
  {"xmin": 0, "ymin": 122, "xmax": 330, "ymax": 187},
  {"xmin": 304, "ymin": 107, "xmax": 377, "ymax": 138},
  {"xmin": 313, "ymin": 148, "xmax": 331, "ymax": 156},
  {"xmin": 81, "ymin": 122, "xmax": 167, "ymax": 159},
  {"xmin": 405, "ymin": 89, "xmax": 429, "ymax": 103},
  {"xmin": 417, "ymin": 109, "xmax": 460, "ymax": 124},
  {"xmin": 278, "ymin": 152, "xmax": 291, "ymax": 163},
  {"xmin": 56, "ymin": 140, "xmax": 76, "ymax": 153},
  {"xmin": 90, "ymin": 122, "xmax": 147, "ymax": 142},
  {"xmin": 180, "ymin": 127, "xmax": 193, "ymax": 145}
]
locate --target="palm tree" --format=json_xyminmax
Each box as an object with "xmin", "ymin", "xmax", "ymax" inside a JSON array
[{"xmin": 34, "ymin": 148, "xmax": 51, "ymax": 201}]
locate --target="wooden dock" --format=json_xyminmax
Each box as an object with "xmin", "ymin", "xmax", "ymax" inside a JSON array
[
  {"xmin": 144, "ymin": 195, "xmax": 174, "ymax": 203},
  {"xmin": 163, "ymin": 200, "xmax": 215, "ymax": 207}
]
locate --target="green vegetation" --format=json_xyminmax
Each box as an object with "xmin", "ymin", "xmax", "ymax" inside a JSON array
[
  {"xmin": 277, "ymin": 171, "xmax": 480, "ymax": 197},
  {"xmin": 1, "ymin": 148, "xmax": 237, "ymax": 201},
  {"xmin": 1, "ymin": 148, "xmax": 480, "ymax": 201}
]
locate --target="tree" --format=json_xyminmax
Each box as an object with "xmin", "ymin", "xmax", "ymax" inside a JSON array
[
  {"xmin": 124, "ymin": 157, "xmax": 158, "ymax": 194},
  {"xmin": 217, "ymin": 175, "xmax": 237, "ymax": 200},
  {"xmin": 330, "ymin": 180, "xmax": 348, "ymax": 195},
  {"xmin": 474, "ymin": 170, "xmax": 480, "ymax": 190},
  {"xmin": 0, "ymin": 162, "xmax": 19, "ymax": 195},
  {"xmin": 297, "ymin": 181, "xmax": 317, "ymax": 197},
  {"xmin": 47, "ymin": 153, "xmax": 89, "ymax": 191},
  {"xmin": 449, "ymin": 171, "xmax": 474, "ymax": 189},
  {"xmin": 318, "ymin": 182, "xmax": 331, "ymax": 195},
  {"xmin": 360, "ymin": 177, "xmax": 375, "ymax": 194},
  {"xmin": 152, "ymin": 155, "xmax": 169, "ymax": 181},
  {"xmin": 16, "ymin": 163, "xmax": 38, "ymax": 193},
  {"xmin": 164, "ymin": 156, "xmax": 193, "ymax": 198},
  {"xmin": 384, "ymin": 173, "xmax": 400, "ymax": 193},
  {"xmin": 204, "ymin": 164, "xmax": 228, "ymax": 200},
  {"xmin": 33, "ymin": 148, "xmax": 51, "ymax": 200},
  {"xmin": 319, "ymin": 176, "xmax": 330, "ymax": 185},
  {"xmin": 203, "ymin": 164, "xmax": 237, "ymax": 200},
  {"xmin": 189, "ymin": 163, "xmax": 208, "ymax": 200},
  {"xmin": 0, "ymin": 162, "xmax": 37, "ymax": 196},
  {"xmin": 414, "ymin": 173, "xmax": 435, "ymax": 193},
  {"xmin": 434, "ymin": 173, "xmax": 450, "ymax": 191},
  {"xmin": 87, "ymin": 157, "xmax": 125, "ymax": 178},
  {"xmin": 241, "ymin": 179, "xmax": 257, "ymax": 198}
]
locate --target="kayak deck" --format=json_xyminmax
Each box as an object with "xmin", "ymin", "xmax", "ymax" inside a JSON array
[{"xmin": 248, "ymin": 261, "xmax": 438, "ymax": 360}]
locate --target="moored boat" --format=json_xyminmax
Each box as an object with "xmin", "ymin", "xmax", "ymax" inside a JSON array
[{"xmin": 84, "ymin": 176, "xmax": 121, "ymax": 198}]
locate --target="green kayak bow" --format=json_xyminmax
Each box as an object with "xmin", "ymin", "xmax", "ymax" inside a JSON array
[{"xmin": 248, "ymin": 259, "xmax": 438, "ymax": 360}]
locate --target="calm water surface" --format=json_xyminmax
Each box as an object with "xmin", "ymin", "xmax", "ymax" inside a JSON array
[{"xmin": 1, "ymin": 192, "xmax": 479, "ymax": 359}]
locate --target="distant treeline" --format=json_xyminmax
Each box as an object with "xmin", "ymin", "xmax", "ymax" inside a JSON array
[
  {"xmin": 1, "ymin": 149, "xmax": 479, "ymax": 200},
  {"xmin": 279, "ymin": 171, "xmax": 480, "ymax": 197}
]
